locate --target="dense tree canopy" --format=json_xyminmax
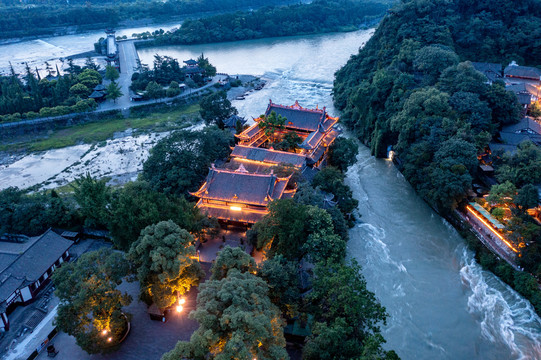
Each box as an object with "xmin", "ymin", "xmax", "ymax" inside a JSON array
[
  {"xmin": 162, "ymin": 269, "xmax": 288, "ymax": 360},
  {"xmin": 199, "ymin": 91, "xmax": 237, "ymax": 128},
  {"xmin": 53, "ymin": 249, "xmax": 131, "ymax": 354},
  {"xmin": 142, "ymin": 127, "xmax": 234, "ymax": 196},
  {"xmin": 109, "ymin": 181, "xmax": 203, "ymax": 251},
  {"xmin": 127, "ymin": 220, "xmax": 204, "ymax": 308},
  {"xmin": 332, "ymin": 0, "xmax": 539, "ymax": 211}
]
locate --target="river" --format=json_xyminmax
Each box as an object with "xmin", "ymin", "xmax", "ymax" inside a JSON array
[{"xmin": 1, "ymin": 27, "xmax": 541, "ymax": 359}]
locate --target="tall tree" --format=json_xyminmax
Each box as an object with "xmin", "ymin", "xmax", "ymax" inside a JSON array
[
  {"xmin": 142, "ymin": 127, "xmax": 233, "ymax": 196},
  {"xmin": 72, "ymin": 173, "xmax": 110, "ymax": 228},
  {"xmin": 53, "ymin": 249, "xmax": 131, "ymax": 354},
  {"xmin": 199, "ymin": 90, "xmax": 237, "ymax": 128},
  {"xmin": 127, "ymin": 220, "xmax": 204, "ymax": 308},
  {"xmin": 106, "ymin": 81, "xmax": 123, "ymax": 103},
  {"xmin": 258, "ymin": 110, "xmax": 285, "ymax": 143},
  {"xmin": 105, "ymin": 64, "xmax": 120, "ymax": 81},
  {"xmin": 108, "ymin": 181, "xmax": 203, "ymax": 251},
  {"xmin": 161, "ymin": 270, "xmax": 288, "ymax": 360}
]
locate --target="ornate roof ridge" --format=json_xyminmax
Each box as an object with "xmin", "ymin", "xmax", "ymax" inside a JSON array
[{"xmin": 268, "ymin": 99, "xmax": 326, "ymax": 114}]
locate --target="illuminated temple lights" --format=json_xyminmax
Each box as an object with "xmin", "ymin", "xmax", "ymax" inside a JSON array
[{"xmin": 466, "ymin": 205, "xmax": 518, "ymax": 253}]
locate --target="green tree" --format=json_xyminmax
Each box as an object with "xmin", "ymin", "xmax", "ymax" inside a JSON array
[
  {"xmin": 69, "ymin": 83, "xmax": 91, "ymax": 98},
  {"xmin": 515, "ymin": 184, "xmax": 539, "ymax": 211},
  {"xmin": 328, "ymin": 137, "xmax": 359, "ymax": 171},
  {"xmin": 199, "ymin": 90, "xmax": 237, "ymax": 128},
  {"xmin": 259, "ymin": 111, "xmax": 285, "ymax": 143},
  {"xmin": 258, "ymin": 255, "xmax": 300, "ymax": 317},
  {"xmin": 145, "ymin": 80, "xmax": 164, "ymax": 100},
  {"xmin": 166, "ymin": 81, "xmax": 181, "ymax": 97},
  {"xmin": 196, "ymin": 53, "xmax": 217, "ymax": 77},
  {"xmin": 487, "ymin": 181, "xmax": 517, "ymax": 206},
  {"xmin": 106, "ymin": 81, "xmax": 123, "ymax": 103},
  {"xmin": 210, "ymin": 245, "xmax": 256, "ymax": 281},
  {"xmin": 53, "ymin": 249, "xmax": 131, "ymax": 354},
  {"xmin": 105, "ymin": 65, "xmax": 120, "ymax": 81},
  {"xmin": 71, "ymin": 173, "xmax": 110, "ymax": 228},
  {"xmin": 109, "ymin": 181, "xmax": 203, "ymax": 251},
  {"xmin": 304, "ymin": 261, "xmax": 391, "ymax": 360},
  {"xmin": 142, "ymin": 127, "xmax": 233, "ymax": 196},
  {"xmin": 127, "ymin": 220, "xmax": 204, "ymax": 308},
  {"xmin": 161, "ymin": 270, "xmax": 288, "ymax": 360},
  {"xmin": 252, "ymin": 199, "xmax": 335, "ymax": 260},
  {"xmin": 312, "ymin": 167, "xmax": 359, "ymax": 223},
  {"xmin": 274, "ymin": 131, "xmax": 302, "ymax": 151}
]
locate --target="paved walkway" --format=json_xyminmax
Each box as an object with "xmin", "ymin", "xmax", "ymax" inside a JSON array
[{"xmin": 35, "ymin": 281, "xmax": 199, "ymax": 360}]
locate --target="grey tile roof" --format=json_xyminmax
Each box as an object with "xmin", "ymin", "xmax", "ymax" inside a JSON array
[
  {"xmin": 0, "ymin": 229, "xmax": 73, "ymax": 306},
  {"xmin": 504, "ymin": 65, "xmax": 541, "ymax": 80},
  {"xmin": 192, "ymin": 167, "xmax": 290, "ymax": 206},
  {"xmin": 230, "ymin": 145, "xmax": 306, "ymax": 167},
  {"xmin": 472, "ymin": 62, "xmax": 502, "ymax": 82}
]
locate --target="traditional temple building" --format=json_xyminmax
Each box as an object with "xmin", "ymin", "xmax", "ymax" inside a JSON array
[
  {"xmin": 227, "ymin": 145, "xmax": 307, "ymax": 173},
  {"xmin": 190, "ymin": 165, "xmax": 295, "ymax": 225},
  {"xmin": 235, "ymin": 100, "xmax": 340, "ymax": 167}
]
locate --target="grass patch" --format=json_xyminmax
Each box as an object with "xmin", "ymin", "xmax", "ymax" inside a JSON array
[{"xmin": 8, "ymin": 104, "xmax": 200, "ymax": 153}]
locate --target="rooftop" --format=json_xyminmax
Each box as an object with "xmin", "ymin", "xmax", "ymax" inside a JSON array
[
  {"xmin": 191, "ymin": 166, "xmax": 290, "ymax": 206},
  {"xmin": 262, "ymin": 100, "xmax": 338, "ymax": 133},
  {"xmin": 504, "ymin": 63, "xmax": 541, "ymax": 80},
  {"xmin": 230, "ymin": 145, "xmax": 306, "ymax": 168},
  {"xmin": 0, "ymin": 229, "xmax": 73, "ymax": 306}
]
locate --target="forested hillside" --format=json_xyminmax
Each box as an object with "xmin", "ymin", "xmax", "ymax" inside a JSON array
[
  {"xmin": 0, "ymin": 0, "xmax": 295, "ymax": 39},
  {"xmin": 334, "ymin": 0, "xmax": 541, "ymax": 211},
  {"xmin": 333, "ymin": 0, "xmax": 541, "ymax": 314},
  {"xmin": 154, "ymin": 0, "xmax": 388, "ymax": 45}
]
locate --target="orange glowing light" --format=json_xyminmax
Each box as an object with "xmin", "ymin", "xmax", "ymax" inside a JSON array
[
  {"xmin": 466, "ymin": 205, "xmax": 518, "ymax": 253},
  {"xmin": 176, "ymin": 305, "xmax": 184, "ymax": 313},
  {"xmin": 230, "ymin": 206, "xmax": 242, "ymax": 211},
  {"xmin": 107, "ymin": 337, "xmax": 113, "ymax": 342},
  {"xmin": 101, "ymin": 329, "xmax": 108, "ymax": 336},
  {"xmin": 179, "ymin": 298, "xmax": 186, "ymax": 305}
]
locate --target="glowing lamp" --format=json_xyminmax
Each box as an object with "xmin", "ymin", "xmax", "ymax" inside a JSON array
[
  {"xmin": 179, "ymin": 298, "xmax": 186, "ymax": 305},
  {"xmin": 176, "ymin": 305, "xmax": 184, "ymax": 313},
  {"xmin": 230, "ymin": 206, "xmax": 242, "ymax": 211},
  {"xmin": 101, "ymin": 329, "xmax": 108, "ymax": 336},
  {"xmin": 107, "ymin": 337, "xmax": 113, "ymax": 342}
]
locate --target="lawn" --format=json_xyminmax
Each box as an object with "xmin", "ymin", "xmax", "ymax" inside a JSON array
[{"xmin": 5, "ymin": 104, "xmax": 201, "ymax": 153}]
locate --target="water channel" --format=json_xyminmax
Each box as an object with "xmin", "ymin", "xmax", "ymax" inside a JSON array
[{"xmin": 1, "ymin": 27, "xmax": 541, "ymax": 359}]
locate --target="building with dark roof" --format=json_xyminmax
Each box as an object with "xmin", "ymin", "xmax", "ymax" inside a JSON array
[
  {"xmin": 0, "ymin": 229, "xmax": 72, "ymax": 331},
  {"xmin": 489, "ymin": 117, "xmax": 541, "ymax": 155},
  {"xmin": 472, "ymin": 62, "xmax": 502, "ymax": 84},
  {"xmin": 223, "ymin": 115, "xmax": 246, "ymax": 129},
  {"xmin": 190, "ymin": 165, "xmax": 294, "ymax": 224},
  {"xmin": 235, "ymin": 100, "xmax": 340, "ymax": 167},
  {"xmin": 505, "ymin": 83, "xmax": 539, "ymax": 107},
  {"xmin": 504, "ymin": 62, "xmax": 541, "ymax": 82}
]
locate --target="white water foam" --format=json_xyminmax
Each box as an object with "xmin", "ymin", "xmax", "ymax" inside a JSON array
[
  {"xmin": 358, "ymin": 223, "xmax": 408, "ymax": 274},
  {"xmin": 460, "ymin": 248, "xmax": 541, "ymax": 359}
]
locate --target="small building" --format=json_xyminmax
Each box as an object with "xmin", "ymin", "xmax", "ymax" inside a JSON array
[
  {"xmin": 89, "ymin": 90, "xmax": 106, "ymax": 102},
  {"xmin": 183, "ymin": 59, "xmax": 198, "ymax": 67},
  {"xmin": 472, "ymin": 62, "xmax": 502, "ymax": 84},
  {"xmin": 489, "ymin": 117, "xmax": 541, "ymax": 155},
  {"xmin": 94, "ymin": 84, "xmax": 107, "ymax": 92},
  {"xmin": 190, "ymin": 165, "xmax": 295, "ymax": 225},
  {"xmin": 504, "ymin": 61, "xmax": 541, "ymax": 83},
  {"xmin": 0, "ymin": 229, "xmax": 73, "ymax": 331},
  {"xmin": 235, "ymin": 100, "xmax": 340, "ymax": 167},
  {"xmin": 223, "ymin": 115, "xmax": 246, "ymax": 130},
  {"xmin": 505, "ymin": 83, "xmax": 539, "ymax": 108}
]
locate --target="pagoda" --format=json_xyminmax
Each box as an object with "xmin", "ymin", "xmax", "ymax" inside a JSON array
[
  {"xmin": 192, "ymin": 100, "xmax": 340, "ymax": 225},
  {"xmin": 235, "ymin": 100, "xmax": 340, "ymax": 167},
  {"xmin": 190, "ymin": 165, "xmax": 295, "ymax": 225}
]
